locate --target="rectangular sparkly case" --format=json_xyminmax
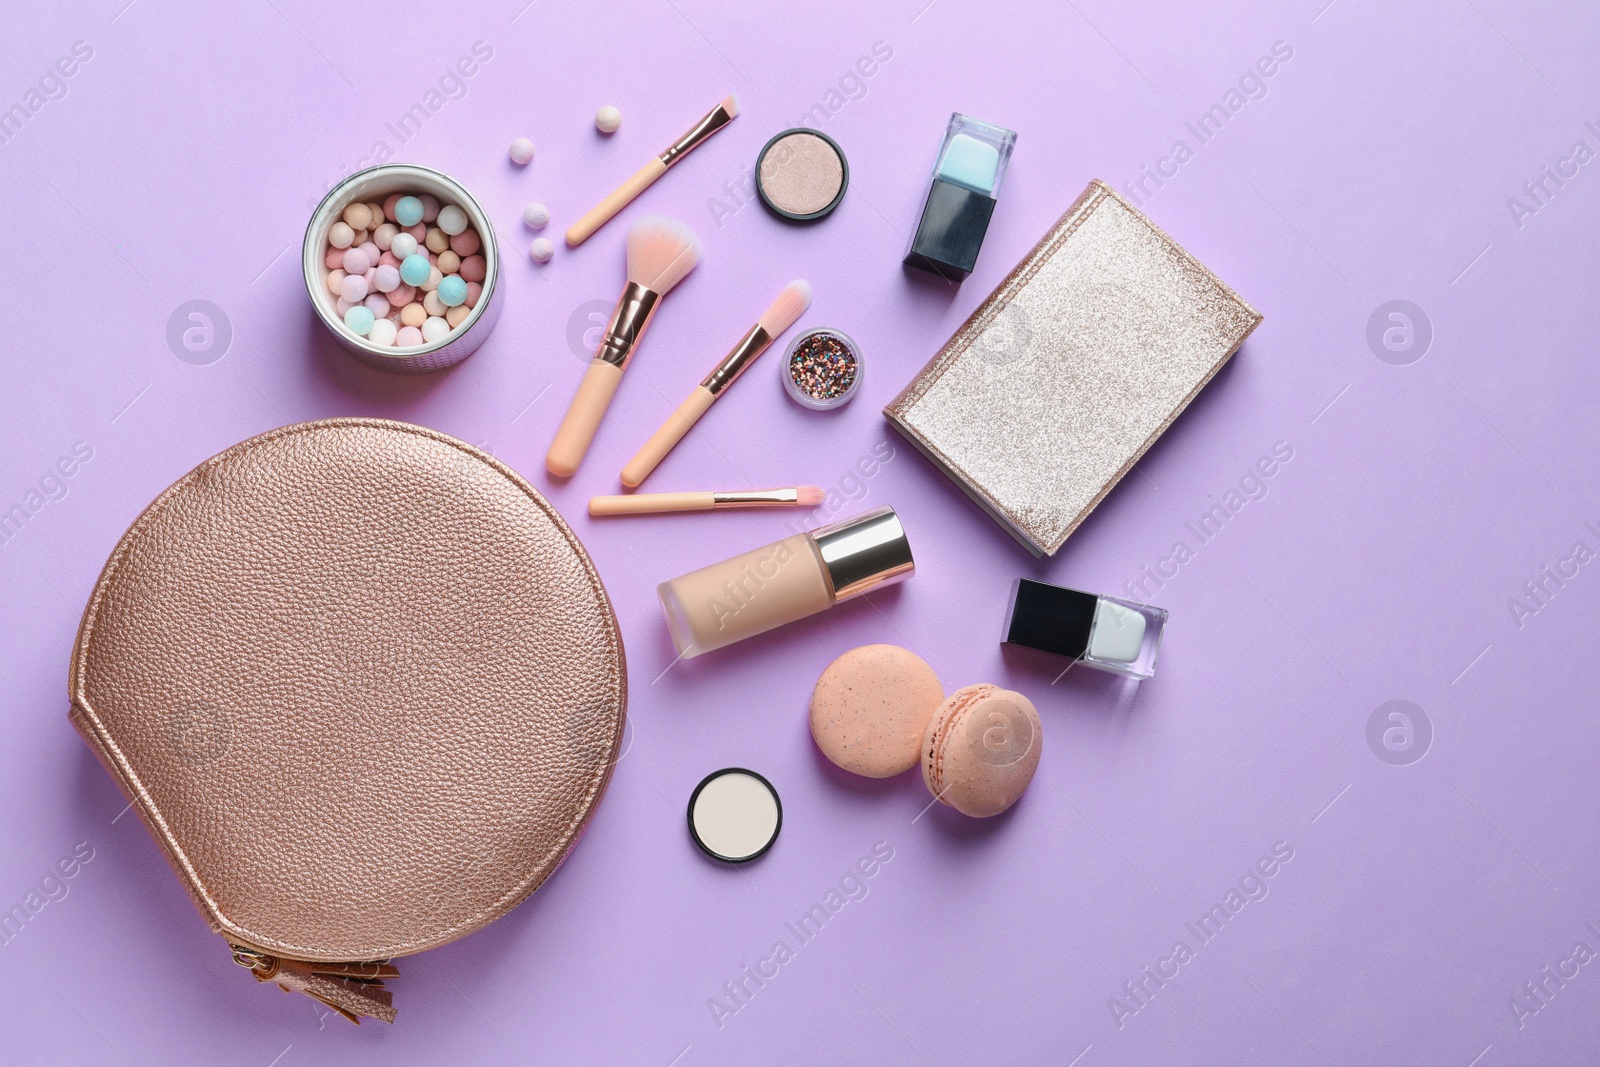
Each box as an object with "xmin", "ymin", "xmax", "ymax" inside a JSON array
[{"xmin": 884, "ymin": 179, "xmax": 1262, "ymax": 556}]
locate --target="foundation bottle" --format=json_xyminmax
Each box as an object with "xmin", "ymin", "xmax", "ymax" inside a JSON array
[{"xmin": 658, "ymin": 506, "xmax": 914, "ymax": 658}]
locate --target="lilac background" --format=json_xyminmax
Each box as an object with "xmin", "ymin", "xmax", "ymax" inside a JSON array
[{"xmin": 3, "ymin": 0, "xmax": 1599, "ymax": 1063}]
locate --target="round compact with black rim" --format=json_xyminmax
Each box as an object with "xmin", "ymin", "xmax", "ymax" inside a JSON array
[
  {"xmin": 755, "ymin": 129, "xmax": 849, "ymax": 222},
  {"xmin": 687, "ymin": 768, "xmax": 782, "ymax": 863}
]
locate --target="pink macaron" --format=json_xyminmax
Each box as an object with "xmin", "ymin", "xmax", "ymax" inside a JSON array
[
  {"xmin": 921, "ymin": 684, "xmax": 1042, "ymax": 817},
  {"xmin": 810, "ymin": 645, "xmax": 944, "ymax": 778}
]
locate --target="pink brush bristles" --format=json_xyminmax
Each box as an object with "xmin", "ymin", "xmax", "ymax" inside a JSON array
[
  {"xmin": 626, "ymin": 216, "xmax": 702, "ymax": 294},
  {"xmin": 795, "ymin": 485, "xmax": 824, "ymax": 507},
  {"xmin": 758, "ymin": 280, "xmax": 812, "ymax": 337}
]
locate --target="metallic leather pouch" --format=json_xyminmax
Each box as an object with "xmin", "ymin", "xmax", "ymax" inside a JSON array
[{"xmin": 68, "ymin": 419, "xmax": 627, "ymax": 1023}]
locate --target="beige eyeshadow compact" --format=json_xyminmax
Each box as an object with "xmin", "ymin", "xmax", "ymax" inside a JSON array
[{"xmin": 756, "ymin": 129, "xmax": 849, "ymax": 222}]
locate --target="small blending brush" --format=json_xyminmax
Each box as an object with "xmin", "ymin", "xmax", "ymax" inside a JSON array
[
  {"xmin": 590, "ymin": 486, "xmax": 824, "ymax": 517},
  {"xmin": 546, "ymin": 217, "xmax": 701, "ymax": 477},
  {"xmin": 620, "ymin": 280, "xmax": 812, "ymax": 488},
  {"xmin": 565, "ymin": 95, "xmax": 739, "ymax": 247}
]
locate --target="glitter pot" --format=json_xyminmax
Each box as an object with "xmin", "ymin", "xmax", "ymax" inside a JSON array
[
  {"xmin": 783, "ymin": 328, "xmax": 862, "ymax": 410},
  {"xmin": 303, "ymin": 164, "xmax": 502, "ymax": 374},
  {"xmin": 756, "ymin": 129, "xmax": 849, "ymax": 222}
]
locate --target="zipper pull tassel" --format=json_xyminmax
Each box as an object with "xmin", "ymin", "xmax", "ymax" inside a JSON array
[{"xmin": 232, "ymin": 947, "xmax": 398, "ymax": 1024}]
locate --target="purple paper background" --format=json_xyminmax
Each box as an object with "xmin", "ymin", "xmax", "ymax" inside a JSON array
[{"xmin": 4, "ymin": 0, "xmax": 1600, "ymax": 1063}]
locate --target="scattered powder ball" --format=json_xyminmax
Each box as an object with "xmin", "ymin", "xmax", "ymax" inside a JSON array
[
  {"xmin": 530, "ymin": 237, "xmax": 554, "ymax": 263},
  {"xmin": 596, "ymin": 106, "xmax": 621, "ymax": 134}
]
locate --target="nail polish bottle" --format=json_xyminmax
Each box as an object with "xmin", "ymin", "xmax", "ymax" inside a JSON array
[
  {"xmin": 903, "ymin": 113, "xmax": 1017, "ymax": 281},
  {"xmin": 1002, "ymin": 578, "xmax": 1167, "ymax": 680},
  {"xmin": 658, "ymin": 506, "xmax": 914, "ymax": 658}
]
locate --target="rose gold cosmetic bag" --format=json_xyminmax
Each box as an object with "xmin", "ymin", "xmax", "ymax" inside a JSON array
[{"xmin": 68, "ymin": 419, "xmax": 626, "ymax": 1024}]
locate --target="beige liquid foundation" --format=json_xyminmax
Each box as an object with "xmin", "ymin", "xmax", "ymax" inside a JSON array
[{"xmin": 658, "ymin": 506, "xmax": 914, "ymax": 658}]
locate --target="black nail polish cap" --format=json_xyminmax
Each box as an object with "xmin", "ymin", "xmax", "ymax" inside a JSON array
[
  {"xmin": 1003, "ymin": 578, "xmax": 1096, "ymax": 660},
  {"xmin": 904, "ymin": 113, "xmax": 1016, "ymax": 281}
]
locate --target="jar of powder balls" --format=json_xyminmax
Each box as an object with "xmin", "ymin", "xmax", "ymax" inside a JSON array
[{"xmin": 302, "ymin": 164, "xmax": 503, "ymax": 373}]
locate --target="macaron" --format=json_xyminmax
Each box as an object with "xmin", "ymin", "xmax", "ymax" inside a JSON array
[
  {"xmin": 810, "ymin": 645, "xmax": 944, "ymax": 778},
  {"xmin": 921, "ymin": 684, "xmax": 1042, "ymax": 818}
]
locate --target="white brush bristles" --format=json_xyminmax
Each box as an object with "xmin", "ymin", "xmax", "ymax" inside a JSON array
[
  {"xmin": 758, "ymin": 280, "xmax": 812, "ymax": 337},
  {"xmin": 721, "ymin": 94, "xmax": 740, "ymax": 118},
  {"xmin": 626, "ymin": 216, "xmax": 702, "ymax": 295}
]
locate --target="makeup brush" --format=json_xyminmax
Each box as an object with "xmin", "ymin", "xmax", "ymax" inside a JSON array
[
  {"xmin": 565, "ymin": 95, "xmax": 740, "ymax": 247},
  {"xmin": 546, "ymin": 217, "xmax": 702, "ymax": 477},
  {"xmin": 589, "ymin": 486, "xmax": 824, "ymax": 517},
  {"xmin": 620, "ymin": 280, "xmax": 812, "ymax": 488}
]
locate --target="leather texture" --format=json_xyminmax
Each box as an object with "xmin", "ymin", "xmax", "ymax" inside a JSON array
[{"xmin": 69, "ymin": 418, "xmax": 627, "ymax": 966}]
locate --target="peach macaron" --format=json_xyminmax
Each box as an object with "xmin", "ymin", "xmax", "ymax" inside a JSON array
[
  {"xmin": 921, "ymin": 684, "xmax": 1042, "ymax": 817},
  {"xmin": 810, "ymin": 645, "xmax": 944, "ymax": 777}
]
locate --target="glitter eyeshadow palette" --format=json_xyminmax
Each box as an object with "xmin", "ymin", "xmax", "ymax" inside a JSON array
[
  {"xmin": 784, "ymin": 328, "xmax": 862, "ymax": 410},
  {"xmin": 885, "ymin": 179, "xmax": 1262, "ymax": 557}
]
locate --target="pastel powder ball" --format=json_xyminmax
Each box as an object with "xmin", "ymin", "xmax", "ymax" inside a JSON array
[
  {"xmin": 368, "ymin": 318, "xmax": 398, "ymax": 346},
  {"xmin": 523, "ymin": 203, "xmax": 549, "ymax": 229},
  {"xmin": 810, "ymin": 645, "xmax": 945, "ymax": 778},
  {"xmin": 390, "ymin": 232, "xmax": 418, "ymax": 261},
  {"xmin": 437, "ymin": 204, "xmax": 468, "ymax": 236},
  {"xmin": 374, "ymin": 264, "xmax": 401, "ymax": 293},
  {"xmin": 343, "ymin": 305, "xmax": 375, "ymax": 336},
  {"xmin": 595, "ymin": 106, "xmax": 621, "ymax": 133},
  {"xmin": 399, "ymin": 254, "xmax": 432, "ymax": 286},
  {"xmin": 393, "ymin": 195, "xmax": 424, "ymax": 227},
  {"xmin": 530, "ymin": 238, "xmax": 554, "ymax": 263},
  {"xmin": 509, "ymin": 137, "xmax": 535, "ymax": 164},
  {"xmin": 396, "ymin": 325, "xmax": 424, "ymax": 347},
  {"xmin": 437, "ymin": 275, "xmax": 468, "ymax": 307}
]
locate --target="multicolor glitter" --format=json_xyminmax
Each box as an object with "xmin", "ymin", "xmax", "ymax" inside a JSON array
[{"xmin": 784, "ymin": 329, "xmax": 861, "ymax": 410}]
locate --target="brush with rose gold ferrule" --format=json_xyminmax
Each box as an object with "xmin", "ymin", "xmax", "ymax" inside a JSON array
[
  {"xmin": 565, "ymin": 95, "xmax": 740, "ymax": 247},
  {"xmin": 589, "ymin": 487, "xmax": 824, "ymax": 517},
  {"xmin": 546, "ymin": 217, "xmax": 702, "ymax": 478},
  {"xmin": 620, "ymin": 280, "xmax": 812, "ymax": 488}
]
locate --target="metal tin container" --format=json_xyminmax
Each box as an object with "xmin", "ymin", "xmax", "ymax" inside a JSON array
[{"xmin": 303, "ymin": 164, "xmax": 503, "ymax": 374}]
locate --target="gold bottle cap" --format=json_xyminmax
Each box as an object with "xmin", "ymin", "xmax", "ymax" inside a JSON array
[{"xmin": 812, "ymin": 506, "xmax": 915, "ymax": 601}]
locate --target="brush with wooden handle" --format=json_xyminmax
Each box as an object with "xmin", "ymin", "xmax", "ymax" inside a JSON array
[
  {"xmin": 546, "ymin": 217, "xmax": 701, "ymax": 477},
  {"xmin": 565, "ymin": 95, "xmax": 739, "ymax": 247},
  {"xmin": 590, "ymin": 486, "xmax": 824, "ymax": 517},
  {"xmin": 620, "ymin": 280, "xmax": 812, "ymax": 488}
]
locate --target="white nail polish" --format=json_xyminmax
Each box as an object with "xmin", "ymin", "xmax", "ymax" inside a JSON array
[{"xmin": 1003, "ymin": 579, "xmax": 1167, "ymax": 680}]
